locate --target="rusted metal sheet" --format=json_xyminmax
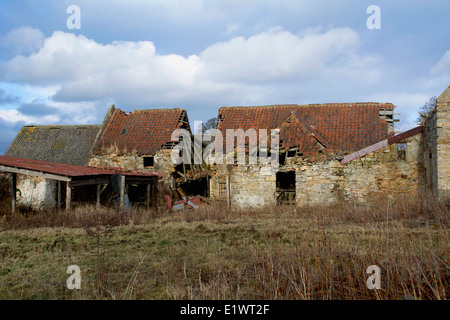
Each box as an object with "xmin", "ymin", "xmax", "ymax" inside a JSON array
[
  {"xmin": 340, "ymin": 140, "xmax": 388, "ymax": 164},
  {"xmin": 164, "ymin": 194, "xmax": 202, "ymax": 211},
  {"xmin": 0, "ymin": 155, "xmax": 114, "ymax": 177},
  {"xmin": 0, "ymin": 155, "xmax": 161, "ymax": 179},
  {"xmin": 388, "ymin": 126, "xmax": 423, "ymax": 145},
  {"xmin": 340, "ymin": 126, "xmax": 424, "ymax": 165}
]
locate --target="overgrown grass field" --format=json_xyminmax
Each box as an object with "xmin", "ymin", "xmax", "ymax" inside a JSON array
[{"xmin": 0, "ymin": 196, "xmax": 448, "ymax": 300}]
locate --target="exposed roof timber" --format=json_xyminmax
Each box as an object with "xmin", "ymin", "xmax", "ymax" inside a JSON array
[
  {"xmin": 69, "ymin": 176, "xmax": 111, "ymax": 187},
  {"xmin": 296, "ymin": 115, "xmax": 331, "ymax": 149}
]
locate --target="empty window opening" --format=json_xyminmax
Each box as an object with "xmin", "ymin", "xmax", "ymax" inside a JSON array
[
  {"xmin": 144, "ymin": 156, "xmax": 154, "ymax": 167},
  {"xmin": 287, "ymin": 149, "xmax": 296, "ymax": 158},
  {"xmin": 278, "ymin": 150, "xmax": 287, "ymax": 166},
  {"xmin": 397, "ymin": 143, "xmax": 406, "ymax": 160}
]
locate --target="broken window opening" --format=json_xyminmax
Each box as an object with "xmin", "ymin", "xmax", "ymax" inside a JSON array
[
  {"xmin": 397, "ymin": 143, "xmax": 406, "ymax": 160},
  {"xmin": 287, "ymin": 149, "xmax": 296, "ymax": 158},
  {"xmin": 278, "ymin": 150, "xmax": 286, "ymax": 166}
]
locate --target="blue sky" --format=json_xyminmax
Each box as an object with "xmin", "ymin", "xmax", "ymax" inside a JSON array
[{"xmin": 0, "ymin": 0, "xmax": 449, "ymax": 154}]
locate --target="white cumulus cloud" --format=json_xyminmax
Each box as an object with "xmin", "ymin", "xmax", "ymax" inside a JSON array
[
  {"xmin": 0, "ymin": 26, "xmax": 45, "ymax": 56},
  {"xmin": 1, "ymin": 26, "xmax": 382, "ymax": 108}
]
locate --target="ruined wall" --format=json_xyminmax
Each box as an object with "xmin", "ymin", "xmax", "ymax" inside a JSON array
[
  {"xmin": 210, "ymin": 142, "xmax": 425, "ymax": 209},
  {"xmin": 436, "ymin": 86, "xmax": 450, "ymax": 203},
  {"xmin": 88, "ymin": 153, "xmax": 145, "ymax": 171},
  {"xmin": 16, "ymin": 176, "xmax": 57, "ymax": 210},
  {"xmin": 295, "ymin": 146, "xmax": 424, "ymax": 206},
  {"xmin": 210, "ymin": 163, "xmax": 276, "ymax": 209},
  {"xmin": 423, "ymin": 86, "xmax": 450, "ymax": 203},
  {"xmin": 89, "ymin": 149, "xmax": 176, "ymax": 201}
]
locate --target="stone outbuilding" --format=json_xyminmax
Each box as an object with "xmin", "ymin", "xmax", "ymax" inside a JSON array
[
  {"xmin": 88, "ymin": 105, "xmax": 209, "ymax": 206},
  {"xmin": 208, "ymin": 102, "xmax": 430, "ymax": 209},
  {"xmin": 4, "ymin": 125, "xmax": 101, "ymax": 210}
]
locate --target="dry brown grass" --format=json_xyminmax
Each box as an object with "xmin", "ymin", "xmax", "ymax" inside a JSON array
[{"xmin": 0, "ymin": 194, "xmax": 448, "ymax": 300}]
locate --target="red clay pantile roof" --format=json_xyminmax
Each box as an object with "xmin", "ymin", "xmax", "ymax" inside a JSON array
[
  {"xmin": 217, "ymin": 103, "xmax": 395, "ymax": 154},
  {"xmin": 93, "ymin": 107, "xmax": 190, "ymax": 156}
]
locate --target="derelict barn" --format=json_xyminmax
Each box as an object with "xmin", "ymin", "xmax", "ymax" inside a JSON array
[
  {"xmin": 0, "ymin": 155, "xmax": 160, "ymax": 212},
  {"xmin": 208, "ymin": 86, "xmax": 450, "ymax": 209},
  {"xmin": 1, "ymin": 85, "xmax": 449, "ymax": 212},
  {"xmin": 88, "ymin": 105, "xmax": 209, "ymax": 208},
  {"xmin": 3, "ymin": 125, "xmax": 104, "ymax": 210},
  {"xmin": 1, "ymin": 105, "xmax": 209, "ymax": 212}
]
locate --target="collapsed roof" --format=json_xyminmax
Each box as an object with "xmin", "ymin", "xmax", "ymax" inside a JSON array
[
  {"xmin": 216, "ymin": 103, "xmax": 396, "ymax": 155},
  {"xmin": 91, "ymin": 105, "xmax": 191, "ymax": 156}
]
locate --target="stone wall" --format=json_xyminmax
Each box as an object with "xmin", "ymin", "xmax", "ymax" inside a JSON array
[
  {"xmin": 436, "ymin": 86, "xmax": 450, "ymax": 203},
  {"xmin": 423, "ymin": 85, "xmax": 450, "ymax": 204},
  {"xmin": 210, "ymin": 163, "xmax": 276, "ymax": 209},
  {"xmin": 89, "ymin": 149, "xmax": 176, "ymax": 203},
  {"xmin": 88, "ymin": 153, "xmax": 145, "ymax": 171},
  {"xmin": 295, "ymin": 145, "xmax": 424, "ymax": 206},
  {"xmin": 16, "ymin": 176, "xmax": 57, "ymax": 210},
  {"xmin": 209, "ymin": 142, "xmax": 426, "ymax": 209}
]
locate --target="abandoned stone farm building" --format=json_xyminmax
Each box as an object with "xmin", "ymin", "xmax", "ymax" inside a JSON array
[
  {"xmin": 88, "ymin": 105, "xmax": 209, "ymax": 206},
  {"xmin": 1, "ymin": 85, "xmax": 449, "ymax": 212},
  {"xmin": 1, "ymin": 105, "xmax": 207, "ymax": 211},
  {"xmin": 3, "ymin": 125, "xmax": 102, "ymax": 209},
  {"xmin": 208, "ymin": 86, "xmax": 449, "ymax": 209}
]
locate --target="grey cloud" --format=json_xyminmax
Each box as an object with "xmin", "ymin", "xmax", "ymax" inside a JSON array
[
  {"xmin": 0, "ymin": 117, "xmax": 25, "ymax": 155},
  {"xmin": 0, "ymin": 88, "xmax": 21, "ymax": 105},
  {"xmin": 18, "ymin": 103, "xmax": 59, "ymax": 116}
]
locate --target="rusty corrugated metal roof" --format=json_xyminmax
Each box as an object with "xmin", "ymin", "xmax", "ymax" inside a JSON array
[
  {"xmin": 340, "ymin": 126, "xmax": 423, "ymax": 164},
  {"xmin": 0, "ymin": 155, "xmax": 161, "ymax": 178},
  {"xmin": 388, "ymin": 126, "xmax": 423, "ymax": 145}
]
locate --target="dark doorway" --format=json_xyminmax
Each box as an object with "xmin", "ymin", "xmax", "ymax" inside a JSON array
[{"xmin": 276, "ymin": 171, "xmax": 296, "ymax": 205}]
